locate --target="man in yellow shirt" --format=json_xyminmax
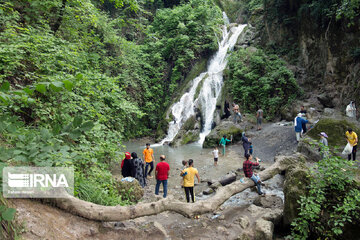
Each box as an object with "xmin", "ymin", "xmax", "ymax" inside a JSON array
[
  {"xmin": 182, "ymin": 159, "xmax": 200, "ymax": 203},
  {"xmin": 143, "ymin": 143, "xmax": 155, "ymax": 178},
  {"xmin": 346, "ymin": 128, "xmax": 358, "ymax": 161}
]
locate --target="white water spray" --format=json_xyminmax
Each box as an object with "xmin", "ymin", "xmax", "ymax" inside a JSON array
[{"xmin": 160, "ymin": 14, "xmax": 246, "ymax": 145}]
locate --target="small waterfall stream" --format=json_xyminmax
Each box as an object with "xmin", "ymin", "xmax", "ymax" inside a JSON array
[{"xmin": 160, "ymin": 14, "xmax": 246, "ymax": 145}]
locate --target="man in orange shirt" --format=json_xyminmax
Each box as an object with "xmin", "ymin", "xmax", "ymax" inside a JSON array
[{"xmin": 143, "ymin": 143, "xmax": 155, "ymax": 178}]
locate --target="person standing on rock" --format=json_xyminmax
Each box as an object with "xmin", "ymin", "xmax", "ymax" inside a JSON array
[
  {"xmin": 243, "ymin": 153, "xmax": 264, "ymax": 195},
  {"xmin": 300, "ymin": 106, "xmax": 308, "ymax": 133},
  {"xmin": 346, "ymin": 101, "xmax": 357, "ymax": 119},
  {"xmin": 232, "ymin": 102, "xmax": 242, "ymax": 123},
  {"xmin": 346, "ymin": 128, "xmax": 358, "ymax": 161},
  {"xmin": 182, "ymin": 159, "xmax": 200, "ymax": 203},
  {"xmin": 155, "ymin": 155, "xmax": 170, "ymax": 198},
  {"xmin": 294, "ymin": 113, "xmax": 308, "ymax": 142},
  {"xmin": 143, "ymin": 143, "xmax": 155, "ymax": 179},
  {"xmin": 131, "ymin": 152, "xmax": 146, "ymax": 188},
  {"xmin": 219, "ymin": 135, "xmax": 232, "ymax": 156},
  {"xmin": 256, "ymin": 107, "xmax": 263, "ymax": 131},
  {"xmin": 212, "ymin": 146, "xmax": 219, "ymax": 166},
  {"xmin": 242, "ymin": 132, "xmax": 252, "ymax": 157}
]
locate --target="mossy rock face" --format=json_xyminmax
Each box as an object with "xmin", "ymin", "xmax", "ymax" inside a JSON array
[
  {"xmin": 181, "ymin": 131, "xmax": 200, "ymax": 145},
  {"xmin": 115, "ymin": 178, "xmax": 144, "ymax": 203},
  {"xmin": 182, "ymin": 116, "xmax": 196, "ymax": 131},
  {"xmin": 203, "ymin": 120, "xmax": 243, "ymax": 148},
  {"xmin": 283, "ymin": 162, "xmax": 310, "ymax": 227},
  {"xmin": 155, "ymin": 118, "xmax": 171, "ymax": 142},
  {"xmin": 307, "ymin": 118, "xmax": 360, "ymax": 147}
]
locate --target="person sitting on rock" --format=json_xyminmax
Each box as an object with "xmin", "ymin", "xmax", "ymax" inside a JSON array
[
  {"xmin": 232, "ymin": 102, "xmax": 242, "ymax": 123},
  {"xmin": 346, "ymin": 101, "xmax": 357, "ymax": 119},
  {"xmin": 243, "ymin": 153, "xmax": 264, "ymax": 195}
]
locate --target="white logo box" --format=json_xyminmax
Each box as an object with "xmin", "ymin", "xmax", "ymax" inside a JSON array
[{"xmin": 3, "ymin": 167, "xmax": 74, "ymax": 198}]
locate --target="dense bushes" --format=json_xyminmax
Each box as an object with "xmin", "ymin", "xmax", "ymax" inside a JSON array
[
  {"xmin": 291, "ymin": 145, "xmax": 360, "ymax": 239},
  {"xmin": 0, "ymin": 0, "xmax": 224, "ymax": 208},
  {"xmin": 226, "ymin": 48, "xmax": 302, "ymax": 119}
]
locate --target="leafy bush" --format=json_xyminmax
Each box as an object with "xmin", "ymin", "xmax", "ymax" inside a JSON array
[
  {"xmin": 226, "ymin": 48, "xmax": 302, "ymax": 119},
  {"xmin": 291, "ymin": 144, "xmax": 360, "ymax": 239}
]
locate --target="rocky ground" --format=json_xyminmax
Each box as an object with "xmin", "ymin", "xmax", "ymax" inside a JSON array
[{"xmin": 10, "ymin": 121, "xmax": 300, "ymax": 240}]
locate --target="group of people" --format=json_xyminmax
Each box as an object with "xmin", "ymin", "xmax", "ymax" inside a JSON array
[{"xmin": 121, "ymin": 143, "xmax": 201, "ymax": 201}]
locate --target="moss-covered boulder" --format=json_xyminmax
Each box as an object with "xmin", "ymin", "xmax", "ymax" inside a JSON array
[
  {"xmin": 283, "ymin": 161, "xmax": 310, "ymax": 227},
  {"xmin": 155, "ymin": 118, "xmax": 172, "ymax": 142},
  {"xmin": 307, "ymin": 118, "xmax": 360, "ymax": 147},
  {"xmin": 203, "ymin": 120, "xmax": 243, "ymax": 148}
]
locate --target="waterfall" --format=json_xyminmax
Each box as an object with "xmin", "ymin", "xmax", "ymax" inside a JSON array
[{"xmin": 160, "ymin": 14, "xmax": 246, "ymax": 145}]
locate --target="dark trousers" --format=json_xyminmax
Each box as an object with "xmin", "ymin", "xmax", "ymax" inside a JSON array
[
  {"xmin": 302, "ymin": 122, "xmax": 307, "ymax": 133},
  {"xmin": 348, "ymin": 145, "xmax": 357, "ymax": 161},
  {"xmin": 184, "ymin": 187, "xmax": 194, "ymax": 203},
  {"xmin": 145, "ymin": 161, "xmax": 154, "ymax": 177}
]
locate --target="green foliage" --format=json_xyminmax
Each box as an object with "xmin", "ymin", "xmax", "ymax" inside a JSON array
[
  {"xmin": 226, "ymin": 48, "xmax": 302, "ymax": 119},
  {"xmin": 0, "ymin": 196, "xmax": 21, "ymax": 240},
  {"xmin": 0, "ymin": 0, "xmax": 224, "ymax": 206},
  {"xmin": 148, "ymin": 0, "xmax": 223, "ymax": 88},
  {"xmin": 291, "ymin": 145, "xmax": 360, "ymax": 239}
]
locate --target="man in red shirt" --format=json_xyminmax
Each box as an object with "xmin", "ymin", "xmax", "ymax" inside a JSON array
[
  {"xmin": 155, "ymin": 155, "xmax": 170, "ymax": 198},
  {"xmin": 243, "ymin": 153, "xmax": 264, "ymax": 195}
]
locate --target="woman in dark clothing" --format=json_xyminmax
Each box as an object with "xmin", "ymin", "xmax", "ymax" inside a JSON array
[
  {"xmin": 242, "ymin": 132, "xmax": 252, "ymax": 157},
  {"xmin": 131, "ymin": 152, "xmax": 146, "ymax": 188},
  {"xmin": 121, "ymin": 152, "xmax": 133, "ymax": 177}
]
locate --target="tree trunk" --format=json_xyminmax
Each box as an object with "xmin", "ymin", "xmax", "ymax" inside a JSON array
[{"xmin": 51, "ymin": 155, "xmax": 298, "ymax": 221}]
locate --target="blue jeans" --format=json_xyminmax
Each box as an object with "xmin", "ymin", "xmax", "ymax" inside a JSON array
[
  {"xmin": 145, "ymin": 161, "xmax": 154, "ymax": 178},
  {"xmin": 250, "ymin": 174, "xmax": 263, "ymax": 194},
  {"xmin": 155, "ymin": 179, "xmax": 168, "ymax": 198}
]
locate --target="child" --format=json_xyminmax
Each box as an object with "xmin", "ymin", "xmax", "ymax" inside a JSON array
[
  {"xmin": 212, "ymin": 146, "xmax": 219, "ymax": 166},
  {"xmin": 180, "ymin": 160, "xmax": 188, "ymax": 187}
]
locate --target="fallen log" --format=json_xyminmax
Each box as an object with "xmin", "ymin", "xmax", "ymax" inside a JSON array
[{"xmin": 51, "ymin": 155, "xmax": 300, "ymax": 221}]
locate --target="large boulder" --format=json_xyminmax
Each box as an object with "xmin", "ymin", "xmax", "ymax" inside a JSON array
[
  {"xmin": 203, "ymin": 120, "xmax": 243, "ymax": 148},
  {"xmin": 283, "ymin": 161, "xmax": 310, "ymax": 227},
  {"xmin": 306, "ymin": 118, "xmax": 360, "ymax": 147}
]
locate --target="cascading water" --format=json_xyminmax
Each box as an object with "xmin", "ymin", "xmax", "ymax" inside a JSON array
[{"xmin": 160, "ymin": 13, "xmax": 246, "ymax": 145}]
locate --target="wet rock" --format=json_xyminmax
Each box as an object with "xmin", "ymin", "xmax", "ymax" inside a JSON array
[
  {"xmin": 203, "ymin": 120, "xmax": 243, "ymax": 148},
  {"xmin": 253, "ymin": 195, "xmax": 283, "ymax": 209},
  {"xmin": 203, "ymin": 188, "xmax": 214, "ymax": 195},
  {"xmin": 254, "ymin": 219, "xmax": 274, "ymax": 240},
  {"xmin": 219, "ymin": 172, "xmax": 237, "ymax": 186}
]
